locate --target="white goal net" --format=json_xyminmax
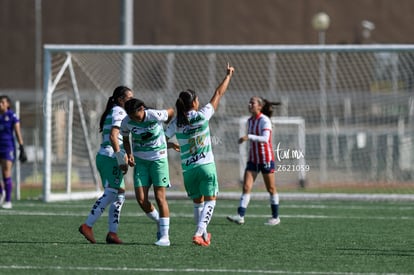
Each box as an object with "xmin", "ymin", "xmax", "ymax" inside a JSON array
[{"xmin": 43, "ymin": 44, "xmax": 414, "ymax": 202}]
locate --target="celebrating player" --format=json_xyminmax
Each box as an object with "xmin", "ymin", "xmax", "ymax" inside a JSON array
[
  {"xmin": 165, "ymin": 63, "xmax": 235, "ymax": 246},
  {"xmin": 79, "ymin": 86, "xmax": 133, "ymax": 244},
  {"xmin": 227, "ymin": 96, "xmax": 281, "ymax": 226},
  {"xmin": 121, "ymin": 98, "xmax": 177, "ymax": 247},
  {"xmin": 0, "ymin": 95, "xmax": 27, "ymax": 209}
]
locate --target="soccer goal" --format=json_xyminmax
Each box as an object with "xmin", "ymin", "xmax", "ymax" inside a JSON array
[{"xmin": 42, "ymin": 44, "xmax": 414, "ymax": 202}]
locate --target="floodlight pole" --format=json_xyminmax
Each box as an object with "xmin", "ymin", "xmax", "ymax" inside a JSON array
[
  {"xmin": 312, "ymin": 12, "xmax": 330, "ymax": 183},
  {"xmin": 121, "ymin": 0, "xmax": 134, "ymax": 88},
  {"xmin": 34, "ymin": 0, "xmax": 42, "ymax": 187}
]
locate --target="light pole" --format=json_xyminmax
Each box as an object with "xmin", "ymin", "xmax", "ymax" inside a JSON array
[
  {"xmin": 361, "ymin": 20, "xmax": 375, "ymax": 43},
  {"xmin": 312, "ymin": 12, "xmax": 330, "ymax": 183},
  {"xmin": 312, "ymin": 12, "xmax": 330, "ymax": 44},
  {"xmin": 121, "ymin": 0, "xmax": 134, "ymax": 88}
]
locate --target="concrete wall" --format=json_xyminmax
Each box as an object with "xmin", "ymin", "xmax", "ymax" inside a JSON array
[{"xmin": 1, "ymin": 0, "xmax": 414, "ymax": 90}]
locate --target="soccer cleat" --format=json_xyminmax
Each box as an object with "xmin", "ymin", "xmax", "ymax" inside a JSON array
[
  {"xmin": 226, "ymin": 214, "xmax": 245, "ymax": 225},
  {"xmin": 156, "ymin": 231, "xmax": 161, "ymax": 241},
  {"xmin": 264, "ymin": 217, "xmax": 281, "ymax": 226},
  {"xmin": 203, "ymin": 232, "xmax": 211, "ymax": 246},
  {"xmin": 192, "ymin": 233, "xmax": 211, "ymax": 247},
  {"xmin": 2, "ymin": 201, "xmax": 12, "ymax": 209},
  {"xmin": 79, "ymin": 224, "xmax": 96, "ymax": 244},
  {"xmin": 154, "ymin": 236, "xmax": 170, "ymax": 247},
  {"xmin": 106, "ymin": 232, "xmax": 123, "ymax": 244}
]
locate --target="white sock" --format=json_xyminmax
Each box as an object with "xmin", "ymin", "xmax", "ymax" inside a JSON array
[
  {"xmin": 195, "ymin": 200, "xmax": 216, "ymax": 236},
  {"xmin": 159, "ymin": 217, "xmax": 170, "ymax": 239},
  {"xmin": 146, "ymin": 209, "xmax": 160, "ymax": 222},
  {"xmin": 108, "ymin": 192, "xmax": 125, "ymax": 233},
  {"xmin": 193, "ymin": 202, "xmax": 204, "ymax": 224},
  {"xmin": 85, "ymin": 188, "xmax": 117, "ymax": 227},
  {"xmin": 240, "ymin": 193, "xmax": 251, "ymax": 208},
  {"xmin": 146, "ymin": 209, "xmax": 160, "ymax": 232},
  {"xmin": 270, "ymin": 193, "xmax": 279, "ymax": 205}
]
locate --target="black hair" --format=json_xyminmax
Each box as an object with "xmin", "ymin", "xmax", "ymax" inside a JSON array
[
  {"xmin": 255, "ymin": 96, "xmax": 281, "ymax": 117},
  {"xmin": 124, "ymin": 98, "xmax": 146, "ymax": 115},
  {"xmin": 0, "ymin": 95, "xmax": 12, "ymax": 110},
  {"xmin": 175, "ymin": 89, "xmax": 196, "ymax": 127},
  {"xmin": 99, "ymin": 86, "xmax": 131, "ymax": 132}
]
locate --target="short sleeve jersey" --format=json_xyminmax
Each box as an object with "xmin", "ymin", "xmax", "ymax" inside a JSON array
[
  {"xmin": 165, "ymin": 103, "xmax": 215, "ymax": 172},
  {"xmin": 247, "ymin": 113, "xmax": 274, "ymax": 164},
  {"xmin": 120, "ymin": 109, "xmax": 169, "ymax": 161},
  {"xmin": 98, "ymin": 105, "xmax": 127, "ymax": 157},
  {"xmin": 0, "ymin": 110, "xmax": 19, "ymax": 152}
]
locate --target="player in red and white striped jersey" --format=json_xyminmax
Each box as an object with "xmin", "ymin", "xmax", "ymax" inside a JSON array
[{"xmin": 227, "ymin": 96, "xmax": 281, "ymax": 226}]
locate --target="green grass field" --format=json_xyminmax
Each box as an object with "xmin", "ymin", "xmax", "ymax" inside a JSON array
[{"xmin": 0, "ymin": 197, "xmax": 413, "ymax": 274}]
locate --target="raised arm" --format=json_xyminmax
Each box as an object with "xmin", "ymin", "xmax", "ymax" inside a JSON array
[{"xmin": 209, "ymin": 63, "xmax": 235, "ymax": 111}]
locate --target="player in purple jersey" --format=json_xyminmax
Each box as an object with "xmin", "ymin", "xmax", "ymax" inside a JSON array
[{"xmin": 0, "ymin": 95, "xmax": 27, "ymax": 209}]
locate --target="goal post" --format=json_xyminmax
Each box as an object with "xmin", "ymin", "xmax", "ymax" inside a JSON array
[
  {"xmin": 42, "ymin": 44, "xmax": 414, "ymax": 202},
  {"xmin": 43, "ymin": 51, "xmax": 101, "ymax": 202}
]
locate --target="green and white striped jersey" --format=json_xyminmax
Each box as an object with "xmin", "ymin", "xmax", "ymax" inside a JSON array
[
  {"xmin": 120, "ymin": 109, "xmax": 169, "ymax": 161},
  {"xmin": 98, "ymin": 105, "xmax": 126, "ymax": 157},
  {"xmin": 165, "ymin": 103, "xmax": 215, "ymax": 172}
]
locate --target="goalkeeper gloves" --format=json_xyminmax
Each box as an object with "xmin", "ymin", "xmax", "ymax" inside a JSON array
[{"xmin": 19, "ymin": 145, "xmax": 28, "ymax": 163}]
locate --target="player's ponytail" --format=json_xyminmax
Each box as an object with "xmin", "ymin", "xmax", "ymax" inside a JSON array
[
  {"xmin": 99, "ymin": 86, "xmax": 131, "ymax": 132},
  {"xmin": 261, "ymin": 98, "xmax": 281, "ymax": 117},
  {"xmin": 176, "ymin": 89, "xmax": 196, "ymax": 127}
]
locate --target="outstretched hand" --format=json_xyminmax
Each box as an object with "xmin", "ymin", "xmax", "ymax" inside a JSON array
[{"xmin": 227, "ymin": 63, "xmax": 235, "ymax": 76}]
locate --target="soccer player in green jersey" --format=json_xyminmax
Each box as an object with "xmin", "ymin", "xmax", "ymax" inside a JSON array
[
  {"xmin": 165, "ymin": 63, "xmax": 235, "ymax": 246},
  {"xmin": 79, "ymin": 86, "xmax": 133, "ymax": 244},
  {"xmin": 121, "ymin": 98, "xmax": 177, "ymax": 247}
]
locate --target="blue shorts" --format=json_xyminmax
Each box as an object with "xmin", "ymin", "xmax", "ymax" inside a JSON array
[
  {"xmin": 0, "ymin": 148, "xmax": 15, "ymax": 162},
  {"xmin": 245, "ymin": 161, "xmax": 275, "ymax": 174}
]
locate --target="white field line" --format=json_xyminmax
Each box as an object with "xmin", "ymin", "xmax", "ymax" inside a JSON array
[
  {"xmin": 0, "ymin": 209, "xmax": 412, "ymax": 220},
  {"xmin": 14, "ymin": 201, "xmax": 414, "ymax": 211},
  {"xmin": 144, "ymin": 191, "xmax": 414, "ymax": 202},
  {"xmin": 0, "ymin": 265, "xmax": 410, "ymax": 275}
]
